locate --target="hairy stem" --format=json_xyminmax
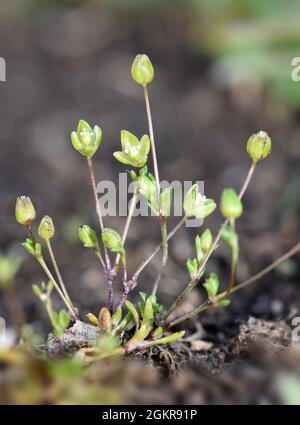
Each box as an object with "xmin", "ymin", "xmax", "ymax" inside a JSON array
[
  {"xmin": 166, "ymin": 240, "xmax": 300, "ymax": 328},
  {"xmin": 46, "ymin": 240, "xmax": 74, "ymax": 308},
  {"xmin": 152, "ymin": 218, "xmax": 168, "ymax": 295},
  {"xmin": 162, "ymin": 163, "xmax": 257, "ymax": 322},
  {"xmin": 224, "ymin": 221, "xmax": 239, "ymax": 298},
  {"xmin": 226, "ymin": 247, "xmax": 238, "ymax": 297},
  {"xmin": 132, "ymin": 215, "xmax": 187, "ymax": 283},
  {"xmin": 143, "ymin": 84, "xmax": 172, "ymax": 295}
]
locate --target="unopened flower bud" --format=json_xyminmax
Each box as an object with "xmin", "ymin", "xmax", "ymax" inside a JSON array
[
  {"xmin": 200, "ymin": 229, "xmax": 213, "ymax": 253},
  {"xmin": 71, "ymin": 119, "xmax": 102, "ymax": 157},
  {"xmin": 160, "ymin": 187, "xmax": 173, "ymax": 217},
  {"xmin": 102, "ymin": 228, "xmax": 123, "ymax": 253},
  {"xmin": 38, "ymin": 215, "xmax": 55, "ymax": 241},
  {"xmin": 138, "ymin": 174, "xmax": 159, "ymax": 215},
  {"xmin": 78, "ymin": 225, "xmax": 99, "ymax": 249},
  {"xmin": 203, "ymin": 273, "xmax": 219, "ymax": 301},
  {"xmin": 195, "ymin": 236, "xmax": 204, "ymax": 264},
  {"xmin": 32, "ymin": 284, "xmax": 43, "ymax": 299},
  {"xmin": 15, "ymin": 196, "xmax": 36, "ymax": 226},
  {"xmin": 131, "ymin": 54, "xmax": 154, "ymax": 86},
  {"xmin": 246, "ymin": 131, "xmax": 271, "ymax": 163},
  {"xmin": 220, "ymin": 188, "xmax": 243, "ymax": 220},
  {"xmin": 186, "ymin": 258, "xmax": 198, "ymax": 279}
]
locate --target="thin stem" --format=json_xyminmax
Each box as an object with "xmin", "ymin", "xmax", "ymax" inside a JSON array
[
  {"xmin": 233, "ymin": 241, "xmax": 300, "ymax": 293},
  {"xmin": 224, "ymin": 220, "xmax": 239, "ymax": 298},
  {"xmin": 94, "ymin": 246, "xmax": 106, "ymax": 270},
  {"xmin": 37, "ymin": 256, "xmax": 77, "ymax": 320},
  {"xmin": 107, "ymin": 282, "xmax": 114, "ymax": 313},
  {"xmin": 86, "ymin": 156, "xmax": 111, "ymax": 270},
  {"xmin": 226, "ymin": 247, "xmax": 238, "ymax": 297},
  {"xmin": 44, "ymin": 298, "xmax": 57, "ymax": 331},
  {"xmin": 121, "ymin": 255, "xmax": 128, "ymax": 284},
  {"xmin": 239, "ymin": 162, "xmax": 256, "ymax": 199},
  {"xmin": 162, "ymin": 163, "xmax": 257, "ymax": 322},
  {"xmin": 46, "ymin": 240, "xmax": 74, "ymax": 308},
  {"xmin": 132, "ymin": 215, "xmax": 187, "ymax": 282},
  {"xmin": 86, "ymin": 156, "xmax": 104, "ymax": 232},
  {"xmin": 26, "ymin": 223, "xmax": 36, "ymax": 247},
  {"xmin": 143, "ymin": 84, "xmax": 170, "ymax": 295},
  {"xmin": 166, "ymin": 241, "xmax": 300, "ymax": 329},
  {"xmin": 143, "ymin": 85, "xmax": 160, "ymax": 202},
  {"xmin": 152, "ymin": 218, "xmax": 168, "ymax": 295},
  {"xmin": 115, "ymin": 189, "xmax": 138, "ymax": 268}
]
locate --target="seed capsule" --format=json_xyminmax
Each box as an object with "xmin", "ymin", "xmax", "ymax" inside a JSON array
[
  {"xmin": 15, "ymin": 196, "xmax": 36, "ymax": 226},
  {"xmin": 131, "ymin": 54, "xmax": 154, "ymax": 86},
  {"xmin": 247, "ymin": 131, "xmax": 272, "ymax": 163},
  {"xmin": 220, "ymin": 188, "xmax": 243, "ymax": 220},
  {"xmin": 38, "ymin": 215, "xmax": 55, "ymax": 241}
]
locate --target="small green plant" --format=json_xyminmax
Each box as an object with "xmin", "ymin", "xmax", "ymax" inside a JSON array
[{"xmin": 15, "ymin": 54, "xmax": 300, "ymax": 359}]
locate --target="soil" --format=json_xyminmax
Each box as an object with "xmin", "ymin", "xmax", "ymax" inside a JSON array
[{"xmin": 0, "ymin": 1, "xmax": 300, "ymax": 405}]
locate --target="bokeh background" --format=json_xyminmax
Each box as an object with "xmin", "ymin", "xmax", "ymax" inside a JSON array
[{"xmin": 0, "ymin": 0, "xmax": 300, "ymax": 365}]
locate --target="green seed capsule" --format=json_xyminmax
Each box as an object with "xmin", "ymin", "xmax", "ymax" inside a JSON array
[
  {"xmin": 102, "ymin": 228, "xmax": 123, "ymax": 252},
  {"xmin": 246, "ymin": 131, "xmax": 271, "ymax": 163},
  {"xmin": 220, "ymin": 188, "xmax": 243, "ymax": 220},
  {"xmin": 38, "ymin": 215, "xmax": 55, "ymax": 241},
  {"xmin": 78, "ymin": 225, "xmax": 98, "ymax": 249},
  {"xmin": 200, "ymin": 229, "xmax": 213, "ymax": 253},
  {"xmin": 131, "ymin": 54, "xmax": 154, "ymax": 86},
  {"xmin": 15, "ymin": 196, "xmax": 36, "ymax": 226}
]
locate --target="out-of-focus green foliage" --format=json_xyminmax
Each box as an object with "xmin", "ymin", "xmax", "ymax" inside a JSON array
[
  {"xmin": 0, "ymin": 347, "xmax": 123, "ymax": 404},
  {"xmin": 277, "ymin": 374, "xmax": 300, "ymax": 405}
]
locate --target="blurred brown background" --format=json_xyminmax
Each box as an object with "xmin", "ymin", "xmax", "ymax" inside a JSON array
[{"xmin": 0, "ymin": 0, "xmax": 300, "ymax": 335}]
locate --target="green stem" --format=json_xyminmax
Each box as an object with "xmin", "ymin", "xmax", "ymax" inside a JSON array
[
  {"xmin": 37, "ymin": 256, "xmax": 77, "ymax": 319},
  {"xmin": 44, "ymin": 297, "xmax": 57, "ymax": 331},
  {"xmin": 46, "ymin": 240, "xmax": 74, "ymax": 309},
  {"xmin": 86, "ymin": 156, "xmax": 111, "ymax": 271},
  {"xmin": 166, "ymin": 240, "xmax": 300, "ymax": 329},
  {"xmin": 132, "ymin": 215, "xmax": 187, "ymax": 282},
  {"xmin": 162, "ymin": 163, "xmax": 257, "ymax": 323},
  {"xmin": 152, "ymin": 218, "xmax": 168, "ymax": 295},
  {"xmin": 115, "ymin": 189, "xmax": 138, "ymax": 269},
  {"xmin": 94, "ymin": 245, "xmax": 106, "ymax": 270},
  {"xmin": 143, "ymin": 84, "xmax": 160, "ymax": 205},
  {"xmin": 223, "ymin": 220, "xmax": 239, "ymax": 299},
  {"xmin": 225, "ymin": 244, "xmax": 239, "ymax": 298}
]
